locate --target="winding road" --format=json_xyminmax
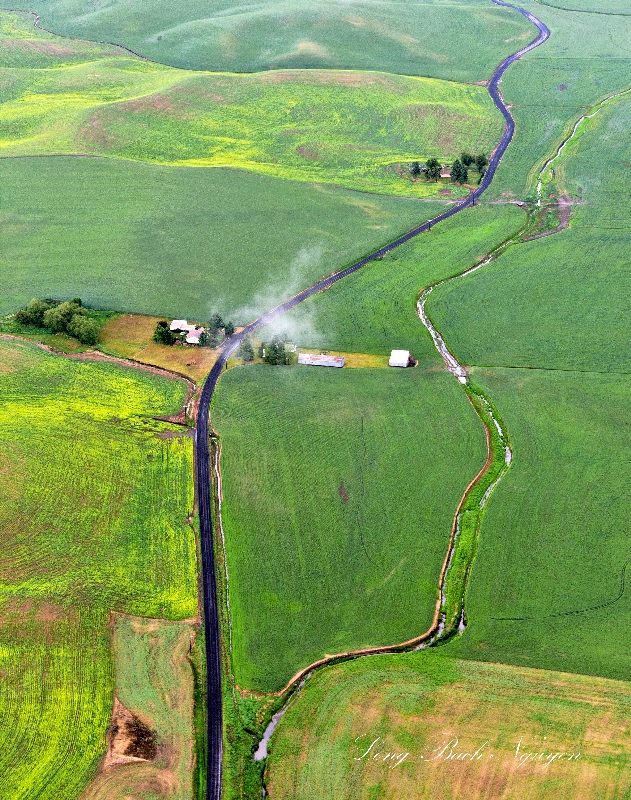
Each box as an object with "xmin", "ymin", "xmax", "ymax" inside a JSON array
[{"xmin": 195, "ymin": 4, "xmax": 550, "ymax": 798}]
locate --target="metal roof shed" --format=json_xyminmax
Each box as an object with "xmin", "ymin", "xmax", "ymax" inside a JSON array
[
  {"xmin": 298, "ymin": 353, "xmax": 344, "ymax": 368},
  {"xmin": 389, "ymin": 350, "xmax": 412, "ymax": 367}
]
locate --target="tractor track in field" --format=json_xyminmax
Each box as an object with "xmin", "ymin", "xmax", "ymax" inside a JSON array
[
  {"xmin": 194, "ymin": 3, "xmax": 550, "ymax": 797},
  {"xmin": 493, "ymin": 556, "xmax": 631, "ymax": 621}
]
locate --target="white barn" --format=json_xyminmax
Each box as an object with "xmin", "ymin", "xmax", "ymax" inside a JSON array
[{"xmin": 389, "ymin": 350, "xmax": 413, "ymax": 367}]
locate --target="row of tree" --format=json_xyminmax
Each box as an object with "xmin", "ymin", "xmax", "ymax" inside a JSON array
[
  {"xmin": 15, "ymin": 298, "xmax": 101, "ymax": 345},
  {"xmin": 409, "ymin": 152, "xmax": 489, "ymax": 185}
]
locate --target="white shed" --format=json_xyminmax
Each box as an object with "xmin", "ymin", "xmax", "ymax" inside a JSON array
[{"xmin": 389, "ymin": 349, "xmax": 413, "ymax": 367}]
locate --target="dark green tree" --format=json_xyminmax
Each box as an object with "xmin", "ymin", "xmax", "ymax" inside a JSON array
[
  {"xmin": 198, "ymin": 330, "xmax": 210, "ymax": 347},
  {"xmin": 409, "ymin": 161, "xmax": 422, "ymax": 178},
  {"xmin": 476, "ymin": 153, "xmax": 489, "ymax": 172},
  {"xmin": 424, "ymin": 158, "xmax": 441, "ymax": 182},
  {"xmin": 450, "ymin": 159, "xmax": 468, "ymax": 184},
  {"xmin": 263, "ymin": 335, "xmax": 287, "ymax": 365},
  {"xmin": 153, "ymin": 320, "xmax": 175, "ymax": 345},
  {"xmin": 67, "ymin": 315, "xmax": 100, "ymax": 345},
  {"xmin": 238, "ymin": 335, "xmax": 255, "ymax": 362},
  {"xmin": 209, "ymin": 313, "xmax": 224, "ymax": 333},
  {"xmin": 461, "ymin": 151, "xmax": 475, "ymax": 167},
  {"xmin": 43, "ymin": 301, "xmax": 84, "ymax": 333},
  {"xmin": 15, "ymin": 298, "xmax": 51, "ymax": 327},
  {"xmin": 224, "ymin": 321, "xmax": 235, "ymax": 337}
]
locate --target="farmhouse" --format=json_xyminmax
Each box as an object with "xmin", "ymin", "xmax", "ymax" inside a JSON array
[
  {"xmin": 440, "ymin": 167, "xmax": 452, "ymax": 179},
  {"xmin": 298, "ymin": 353, "xmax": 344, "ymax": 368},
  {"xmin": 169, "ymin": 319, "xmax": 207, "ymax": 344},
  {"xmin": 389, "ymin": 350, "xmax": 414, "ymax": 367},
  {"xmin": 185, "ymin": 327, "xmax": 206, "ymax": 344}
]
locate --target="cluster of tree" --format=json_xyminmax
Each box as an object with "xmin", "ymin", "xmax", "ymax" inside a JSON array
[
  {"xmin": 452, "ymin": 152, "xmax": 489, "ymax": 184},
  {"xmin": 450, "ymin": 159, "xmax": 468, "ymax": 184},
  {"xmin": 410, "ymin": 158, "xmax": 441, "ymax": 181},
  {"xmin": 409, "ymin": 152, "xmax": 489, "ymax": 184},
  {"xmin": 15, "ymin": 298, "xmax": 101, "ymax": 345},
  {"xmin": 461, "ymin": 151, "xmax": 489, "ymax": 173},
  {"xmin": 258, "ymin": 335, "xmax": 288, "ymax": 365},
  {"xmin": 207, "ymin": 313, "xmax": 234, "ymax": 347}
]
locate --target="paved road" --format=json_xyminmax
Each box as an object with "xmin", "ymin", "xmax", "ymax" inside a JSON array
[{"xmin": 196, "ymin": 4, "xmax": 550, "ymax": 798}]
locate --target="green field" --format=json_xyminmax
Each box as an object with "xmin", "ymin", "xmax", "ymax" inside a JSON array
[
  {"xmin": 5, "ymin": 0, "xmax": 534, "ymax": 80},
  {"xmin": 536, "ymin": 0, "xmax": 631, "ymax": 12},
  {"xmin": 258, "ymin": 203, "xmax": 524, "ymax": 359},
  {"xmin": 0, "ymin": 338, "xmax": 198, "ymax": 798},
  {"xmin": 441, "ymin": 367, "xmax": 631, "ymax": 681},
  {"xmin": 0, "ymin": 156, "xmax": 443, "ymax": 320},
  {"xmin": 266, "ymin": 651, "xmax": 631, "ymax": 800},
  {"xmin": 428, "ymin": 73, "xmax": 631, "ymax": 372},
  {"xmin": 210, "ymin": 365, "xmax": 486, "ymax": 692},
  {"xmin": 0, "ymin": 11, "xmax": 502, "ymax": 197}
]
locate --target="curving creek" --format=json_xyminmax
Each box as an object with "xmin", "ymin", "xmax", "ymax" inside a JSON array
[{"xmin": 195, "ymin": 2, "xmax": 554, "ymax": 797}]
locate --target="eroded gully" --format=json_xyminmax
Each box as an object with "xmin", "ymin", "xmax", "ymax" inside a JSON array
[{"xmin": 195, "ymin": 3, "xmax": 551, "ymax": 798}]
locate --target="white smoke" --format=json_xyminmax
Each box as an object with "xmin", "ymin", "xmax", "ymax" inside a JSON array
[{"xmin": 227, "ymin": 245, "xmax": 326, "ymax": 346}]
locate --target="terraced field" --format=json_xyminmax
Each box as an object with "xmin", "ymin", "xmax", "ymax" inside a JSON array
[
  {"xmin": 211, "ymin": 365, "xmax": 486, "ymax": 692},
  {"xmin": 5, "ymin": 0, "xmax": 534, "ymax": 79},
  {"xmin": 0, "ymin": 338, "xmax": 198, "ymax": 799}
]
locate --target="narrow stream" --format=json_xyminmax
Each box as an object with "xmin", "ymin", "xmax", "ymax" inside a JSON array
[{"xmin": 536, "ymin": 87, "xmax": 631, "ymax": 203}]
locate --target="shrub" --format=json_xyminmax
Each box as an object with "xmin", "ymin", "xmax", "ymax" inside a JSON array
[
  {"xmin": 43, "ymin": 301, "xmax": 85, "ymax": 333},
  {"xmin": 15, "ymin": 299, "xmax": 51, "ymax": 327},
  {"xmin": 67, "ymin": 315, "xmax": 100, "ymax": 345},
  {"xmin": 238, "ymin": 335, "xmax": 255, "ymax": 362}
]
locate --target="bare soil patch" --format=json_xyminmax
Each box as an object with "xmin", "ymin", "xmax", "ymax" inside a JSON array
[{"xmin": 105, "ymin": 698, "xmax": 157, "ymax": 767}]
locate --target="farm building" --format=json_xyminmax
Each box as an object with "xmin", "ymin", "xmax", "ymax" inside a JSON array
[
  {"xmin": 389, "ymin": 350, "xmax": 414, "ymax": 367},
  {"xmin": 170, "ymin": 319, "xmax": 189, "ymax": 331},
  {"xmin": 169, "ymin": 319, "xmax": 207, "ymax": 344},
  {"xmin": 298, "ymin": 353, "xmax": 344, "ymax": 368},
  {"xmin": 185, "ymin": 327, "xmax": 206, "ymax": 345},
  {"xmin": 440, "ymin": 167, "xmax": 452, "ymax": 179}
]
